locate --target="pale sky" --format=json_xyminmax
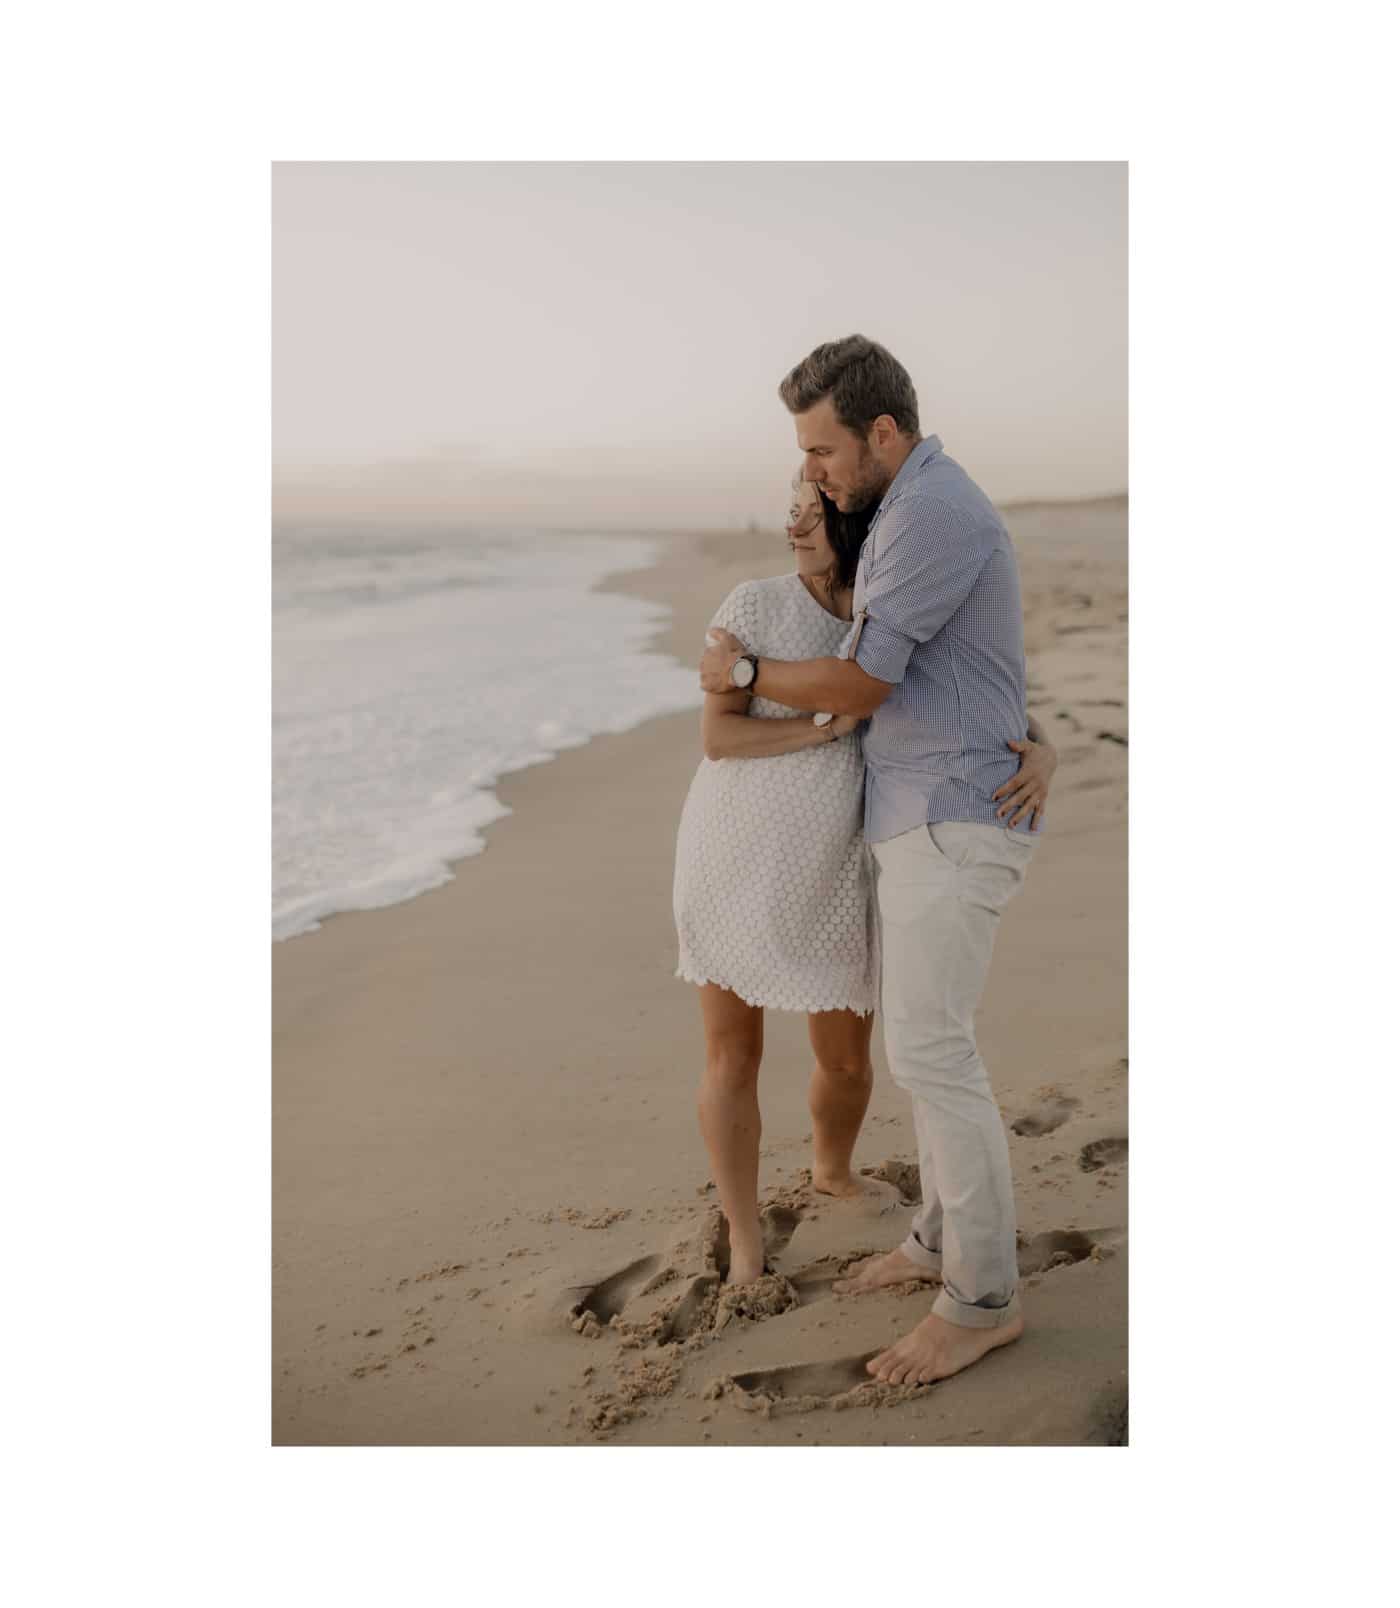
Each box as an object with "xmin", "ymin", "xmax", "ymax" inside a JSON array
[{"xmin": 272, "ymin": 162, "xmax": 1126, "ymax": 527}]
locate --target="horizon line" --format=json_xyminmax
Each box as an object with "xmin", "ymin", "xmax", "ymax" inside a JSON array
[{"xmin": 271, "ymin": 489, "xmax": 1129, "ymax": 535}]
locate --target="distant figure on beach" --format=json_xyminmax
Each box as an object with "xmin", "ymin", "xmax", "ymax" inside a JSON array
[{"xmin": 699, "ymin": 335, "xmax": 1056, "ymax": 1388}]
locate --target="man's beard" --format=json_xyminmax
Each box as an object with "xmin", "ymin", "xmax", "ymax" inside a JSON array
[{"xmin": 843, "ymin": 443, "xmax": 891, "ymax": 512}]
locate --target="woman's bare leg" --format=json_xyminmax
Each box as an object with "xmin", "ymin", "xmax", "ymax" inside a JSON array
[
  {"xmin": 807, "ymin": 1008, "xmax": 875, "ymax": 1196},
  {"xmin": 696, "ymin": 984, "xmax": 766, "ymax": 1284}
]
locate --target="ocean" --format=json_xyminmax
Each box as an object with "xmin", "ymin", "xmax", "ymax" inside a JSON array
[{"xmin": 272, "ymin": 525, "xmax": 700, "ymax": 940}]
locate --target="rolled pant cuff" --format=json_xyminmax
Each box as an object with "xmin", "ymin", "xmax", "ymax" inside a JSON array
[
  {"xmin": 931, "ymin": 1287, "xmax": 1021, "ymax": 1330},
  {"xmin": 899, "ymin": 1231, "xmax": 943, "ymax": 1275}
]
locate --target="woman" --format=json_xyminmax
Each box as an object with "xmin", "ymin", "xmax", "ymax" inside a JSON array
[
  {"xmin": 672, "ymin": 474, "xmax": 880, "ymax": 1286},
  {"xmin": 673, "ymin": 473, "xmax": 1057, "ymax": 1287}
]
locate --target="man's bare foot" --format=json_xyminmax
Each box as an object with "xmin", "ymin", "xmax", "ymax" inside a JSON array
[
  {"xmin": 866, "ymin": 1308, "xmax": 1023, "ymax": 1385},
  {"xmin": 832, "ymin": 1246, "xmax": 940, "ymax": 1294}
]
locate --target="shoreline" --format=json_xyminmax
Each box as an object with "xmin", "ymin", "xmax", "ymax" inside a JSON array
[
  {"xmin": 273, "ymin": 528, "xmax": 772, "ymax": 946},
  {"xmin": 272, "ymin": 507, "xmax": 1128, "ymax": 1446}
]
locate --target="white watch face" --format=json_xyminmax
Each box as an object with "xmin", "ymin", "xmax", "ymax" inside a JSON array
[{"xmin": 732, "ymin": 656, "xmax": 755, "ymax": 688}]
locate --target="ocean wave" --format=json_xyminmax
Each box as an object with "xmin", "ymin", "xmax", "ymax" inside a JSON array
[{"xmin": 272, "ymin": 529, "xmax": 698, "ymax": 940}]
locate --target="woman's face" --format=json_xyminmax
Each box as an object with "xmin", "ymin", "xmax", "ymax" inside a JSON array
[{"xmin": 785, "ymin": 479, "xmax": 837, "ymax": 578}]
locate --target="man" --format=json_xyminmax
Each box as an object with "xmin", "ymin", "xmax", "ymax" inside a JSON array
[{"xmin": 700, "ymin": 335, "xmax": 1056, "ymax": 1386}]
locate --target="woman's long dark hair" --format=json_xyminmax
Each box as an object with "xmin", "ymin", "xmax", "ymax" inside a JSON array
[{"xmin": 813, "ymin": 485, "xmax": 875, "ymax": 603}]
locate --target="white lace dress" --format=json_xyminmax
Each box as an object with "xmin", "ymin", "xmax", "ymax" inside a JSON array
[{"xmin": 673, "ymin": 573, "xmax": 876, "ymax": 1015}]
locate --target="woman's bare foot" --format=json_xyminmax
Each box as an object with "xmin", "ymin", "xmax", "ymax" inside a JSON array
[
  {"xmin": 866, "ymin": 1309, "xmax": 1024, "ymax": 1385},
  {"xmin": 832, "ymin": 1246, "xmax": 939, "ymax": 1294},
  {"xmin": 725, "ymin": 1232, "xmax": 767, "ymax": 1285},
  {"xmin": 812, "ymin": 1169, "xmax": 865, "ymax": 1198},
  {"xmin": 813, "ymin": 1172, "xmax": 902, "ymax": 1213}
]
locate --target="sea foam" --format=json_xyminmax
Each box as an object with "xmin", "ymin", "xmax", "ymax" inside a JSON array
[{"xmin": 273, "ymin": 526, "xmax": 700, "ymax": 940}]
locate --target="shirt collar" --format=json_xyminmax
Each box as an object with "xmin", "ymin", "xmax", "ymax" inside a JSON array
[{"xmin": 873, "ymin": 434, "xmax": 942, "ymax": 521}]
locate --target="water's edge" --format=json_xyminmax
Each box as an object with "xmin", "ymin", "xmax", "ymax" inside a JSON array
[{"xmin": 274, "ymin": 535, "xmax": 699, "ymax": 943}]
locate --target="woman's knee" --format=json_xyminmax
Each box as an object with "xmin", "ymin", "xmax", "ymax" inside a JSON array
[
  {"xmin": 811, "ymin": 1052, "xmax": 872, "ymax": 1088},
  {"xmin": 702, "ymin": 1044, "xmax": 761, "ymax": 1095}
]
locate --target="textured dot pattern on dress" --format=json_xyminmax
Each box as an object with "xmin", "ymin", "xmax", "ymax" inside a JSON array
[{"xmin": 672, "ymin": 573, "xmax": 877, "ymax": 1015}]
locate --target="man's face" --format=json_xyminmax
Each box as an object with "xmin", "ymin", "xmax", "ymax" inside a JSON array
[{"xmin": 794, "ymin": 397, "xmax": 890, "ymax": 513}]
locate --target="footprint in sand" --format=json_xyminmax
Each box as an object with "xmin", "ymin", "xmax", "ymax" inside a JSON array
[
  {"xmin": 1010, "ymin": 1093, "xmax": 1080, "ymax": 1138},
  {"xmin": 567, "ymin": 1255, "xmax": 666, "ymax": 1327},
  {"xmin": 786, "ymin": 1255, "xmax": 857, "ymax": 1304},
  {"xmin": 658, "ymin": 1272, "xmax": 723, "ymax": 1342},
  {"xmin": 1078, "ymin": 1137, "xmax": 1128, "ymax": 1173},
  {"xmin": 728, "ymin": 1354, "xmax": 877, "ymax": 1406},
  {"xmin": 716, "ymin": 1223, "xmax": 1125, "ymax": 1412},
  {"xmin": 559, "ymin": 1196, "xmax": 854, "ymax": 1347},
  {"xmin": 1017, "ymin": 1226, "xmax": 1122, "ymax": 1274},
  {"xmin": 861, "ymin": 1159, "xmax": 921, "ymax": 1205},
  {"xmin": 556, "ymin": 1207, "xmax": 780, "ymax": 1335},
  {"xmin": 551, "ymin": 1159, "xmax": 925, "ymax": 1357}
]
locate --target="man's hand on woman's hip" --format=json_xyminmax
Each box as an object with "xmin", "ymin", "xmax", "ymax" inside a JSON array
[{"xmin": 994, "ymin": 736, "xmax": 1058, "ymax": 830}]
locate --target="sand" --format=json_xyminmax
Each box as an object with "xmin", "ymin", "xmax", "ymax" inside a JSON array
[{"xmin": 272, "ymin": 497, "xmax": 1128, "ymax": 1446}]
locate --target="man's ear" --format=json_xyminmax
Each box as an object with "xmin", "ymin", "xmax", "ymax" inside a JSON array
[{"xmin": 869, "ymin": 414, "xmax": 900, "ymax": 451}]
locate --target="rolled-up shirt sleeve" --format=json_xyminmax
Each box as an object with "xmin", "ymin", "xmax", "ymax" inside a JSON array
[{"xmin": 844, "ymin": 494, "xmax": 997, "ymax": 685}]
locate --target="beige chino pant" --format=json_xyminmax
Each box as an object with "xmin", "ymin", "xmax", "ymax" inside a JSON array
[{"xmin": 871, "ymin": 820, "xmax": 1036, "ymax": 1329}]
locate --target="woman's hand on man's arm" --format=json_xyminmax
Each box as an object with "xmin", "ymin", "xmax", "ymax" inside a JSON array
[{"xmin": 703, "ymin": 704, "xmax": 849, "ymax": 762}]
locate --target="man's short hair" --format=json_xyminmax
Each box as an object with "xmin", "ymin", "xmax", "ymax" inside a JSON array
[{"xmin": 778, "ymin": 335, "xmax": 921, "ymax": 438}]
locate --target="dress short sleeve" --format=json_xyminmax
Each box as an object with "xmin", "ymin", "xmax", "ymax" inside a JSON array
[{"xmin": 708, "ymin": 580, "xmax": 763, "ymax": 652}]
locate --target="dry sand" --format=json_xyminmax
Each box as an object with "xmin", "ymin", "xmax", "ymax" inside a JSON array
[{"xmin": 272, "ymin": 497, "xmax": 1128, "ymax": 1446}]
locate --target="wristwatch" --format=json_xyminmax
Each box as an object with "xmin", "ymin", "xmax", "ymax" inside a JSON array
[{"xmin": 729, "ymin": 654, "xmax": 758, "ymax": 690}]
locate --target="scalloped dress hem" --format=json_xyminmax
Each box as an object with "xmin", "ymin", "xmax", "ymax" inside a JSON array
[{"xmin": 673, "ymin": 966, "xmax": 875, "ymax": 1018}]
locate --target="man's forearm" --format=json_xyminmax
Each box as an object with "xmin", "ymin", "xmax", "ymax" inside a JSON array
[{"xmin": 753, "ymin": 656, "xmax": 884, "ymax": 717}]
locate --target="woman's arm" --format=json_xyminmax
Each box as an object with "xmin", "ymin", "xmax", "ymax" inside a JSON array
[{"xmin": 702, "ymin": 691, "xmax": 854, "ymax": 761}]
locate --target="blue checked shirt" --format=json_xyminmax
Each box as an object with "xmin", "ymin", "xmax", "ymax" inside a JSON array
[{"xmin": 839, "ymin": 435, "xmax": 1033, "ymax": 842}]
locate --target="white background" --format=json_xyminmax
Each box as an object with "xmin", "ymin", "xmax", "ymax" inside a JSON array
[{"xmin": 5, "ymin": 0, "xmax": 1394, "ymax": 1603}]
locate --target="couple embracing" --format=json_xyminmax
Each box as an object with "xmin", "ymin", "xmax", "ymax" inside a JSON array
[{"xmin": 672, "ymin": 335, "xmax": 1058, "ymax": 1388}]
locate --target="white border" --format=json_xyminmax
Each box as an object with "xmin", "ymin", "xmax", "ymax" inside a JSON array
[{"xmin": 9, "ymin": 0, "xmax": 1390, "ymax": 1599}]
